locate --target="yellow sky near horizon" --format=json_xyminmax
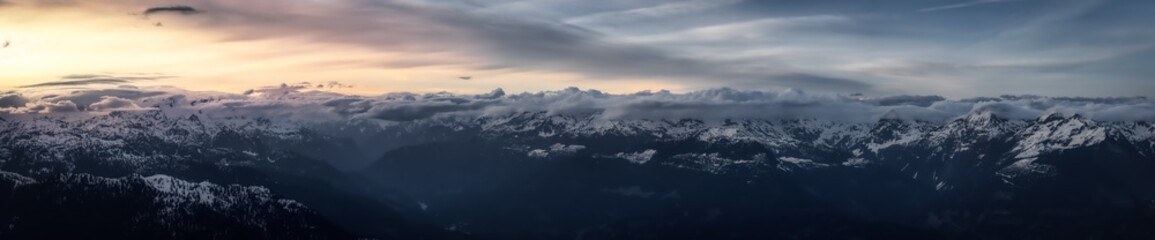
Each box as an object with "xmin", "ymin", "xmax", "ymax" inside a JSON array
[{"xmin": 0, "ymin": 2, "xmax": 685, "ymax": 96}]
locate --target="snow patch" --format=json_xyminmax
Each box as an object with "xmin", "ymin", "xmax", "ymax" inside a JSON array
[
  {"xmin": 997, "ymin": 157, "xmax": 1057, "ymax": 181},
  {"xmin": 527, "ymin": 143, "xmax": 586, "ymax": 158},
  {"xmin": 867, "ymin": 129, "xmax": 924, "ymax": 153},
  {"xmin": 549, "ymin": 143, "xmax": 586, "ymax": 153},
  {"xmin": 776, "ymin": 157, "xmax": 830, "ymax": 171},
  {"xmin": 842, "ymin": 158, "xmax": 869, "ymax": 167},
  {"xmin": 527, "ymin": 149, "xmax": 550, "ymax": 158},
  {"xmin": 669, "ymin": 153, "xmax": 769, "ymax": 174},
  {"xmin": 0, "ymin": 170, "xmax": 36, "ymax": 186},
  {"xmin": 613, "ymin": 149, "xmax": 657, "ymax": 164}
]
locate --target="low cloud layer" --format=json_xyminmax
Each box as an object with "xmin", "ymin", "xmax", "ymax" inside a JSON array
[
  {"xmin": 2, "ymin": 85, "xmax": 1151, "ymax": 123},
  {"xmin": 87, "ymin": 96, "xmax": 141, "ymax": 111}
]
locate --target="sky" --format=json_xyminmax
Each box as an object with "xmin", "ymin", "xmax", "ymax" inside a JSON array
[{"xmin": 1, "ymin": 0, "xmax": 1153, "ymax": 97}]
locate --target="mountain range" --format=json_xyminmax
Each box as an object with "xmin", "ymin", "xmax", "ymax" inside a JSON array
[{"xmin": 1, "ymin": 105, "xmax": 1152, "ymax": 239}]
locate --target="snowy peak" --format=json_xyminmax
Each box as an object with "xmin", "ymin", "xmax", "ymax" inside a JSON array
[
  {"xmin": 962, "ymin": 110, "xmax": 1006, "ymax": 127},
  {"xmin": 940, "ymin": 111, "xmax": 1025, "ymax": 140},
  {"xmin": 1011, "ymin": 113, "xmax": 1107, "ymax": 160},
  {"xmin": 2, "ymin": 108, "xmax": 1151, "ymax": 184},
  {"xmin": 1037, "ymin": 111, "xmax": 1085, "ymax": 123}
]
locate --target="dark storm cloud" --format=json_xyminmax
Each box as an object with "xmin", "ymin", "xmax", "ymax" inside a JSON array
[{"xmin": 143, "ymin": 6, "xmax": 201, "ymax": 15}]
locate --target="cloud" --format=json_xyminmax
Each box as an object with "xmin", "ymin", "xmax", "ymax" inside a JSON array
[
  {"xmin": 25, "ymin": 100, "xmax": 79, "ymax": 113},
  {"xmin": 766, "ymin": 73, "xmax": 872, "ymax": 92},
  {"xmin": 19, "ymin": 79, "xmax": 132, "ymax": 88},
  {"xmin": 475, "ymin": 88, "xmax": 506, "ymax": 100},
  {"xmin": 87, "ymin": 96, "xmax": 140, "ymax": 111},
  {"xmin": 1, "ymin": 85, "xmax": 1152, "ymax": 122},
  {"xmin": 351, "ymin": 87, "xmax": 1155, "ymax": 122},
  {"xmin": 143, "ymin": 6, "xmax": 201, "ymax": 16},
  {"xmin": 367, "ymin": 98, "xmax": 499, "ymax": 122},
  {"xmin": 1091, "ymin": 104, "xmax": 1155, "ymax": 122},
  {"xmin": 567, "ymin": 0, "xmax": 743, "ymax": 25},
  {"xmin": 968, "ymin": 101, "xmax": 1044, "ymax": 120},
  {"xmin": 1, "ymin": 0, "xmax": 1150, "ymax": 98},
  {"xmin": 0, "ymin": 93, "xmax": 28, "ymax": 108},
  {"xmin": 862, "ymin": 95, "xmax": 947, "ymax": 107},
  {"xmin": 61, "ymin": 74, "xmax": 111, "ymax": 79},
  {"xmin": 917, "ymin": 0, "xmax": 1019, "ymax": 12},
  {"xmin": 18, "ymin": 74, "xmax": 172, "ymax": 88},
  {"xmin": 632, "ymin": 15, "xmax": 850, "ymax": 44},
  {"xmin": 0, "ymin": 88, "xmax": 168, "ymax": 114},
  {"xmin": 82, "ymin": 0, "xmax": 868, "ymax": 91}
]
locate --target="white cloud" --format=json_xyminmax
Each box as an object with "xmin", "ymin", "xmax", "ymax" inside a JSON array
[
  {"xmin": 567, "ymin": 0, "xmax": 743, "ymax": 25},
  {"xmin": 629, "ymin": 15, "xmax": 849, "ymax": 44},
  {"xmin": 88, "ymin": 96, "xmax": 141, "ymax": 111},
  {"xmin": 917, "ymin": 0, "xmax": 1018, "ymax": 12}
]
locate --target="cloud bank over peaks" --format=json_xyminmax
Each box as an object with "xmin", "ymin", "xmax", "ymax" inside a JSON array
[{"xmin": 0, "ymin": 84, "xmax": 1152, "ymax": 123}]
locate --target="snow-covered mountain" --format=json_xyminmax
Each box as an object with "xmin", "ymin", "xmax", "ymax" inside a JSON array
[
  {"xmin": 378, "ymin": 110, "xmax": 1155, "ymax": 182},
  {"xmin": 362, "ymin": 111, "xmax": 1155, "ymax": 239},
  {"xmin": 0, "ymin": 171, "xmax": 351, "ymax": 239},
  {"xmin": 0, "ymin": 110, "xmax": 466, "ymax": 239},
  {"xmin": 4, "ymin": 109, "xmax": 1150, "ymax": 182},
  {"xmin": 1, "ymin": 88, "xmax": 1154, "ymax": 239}
]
